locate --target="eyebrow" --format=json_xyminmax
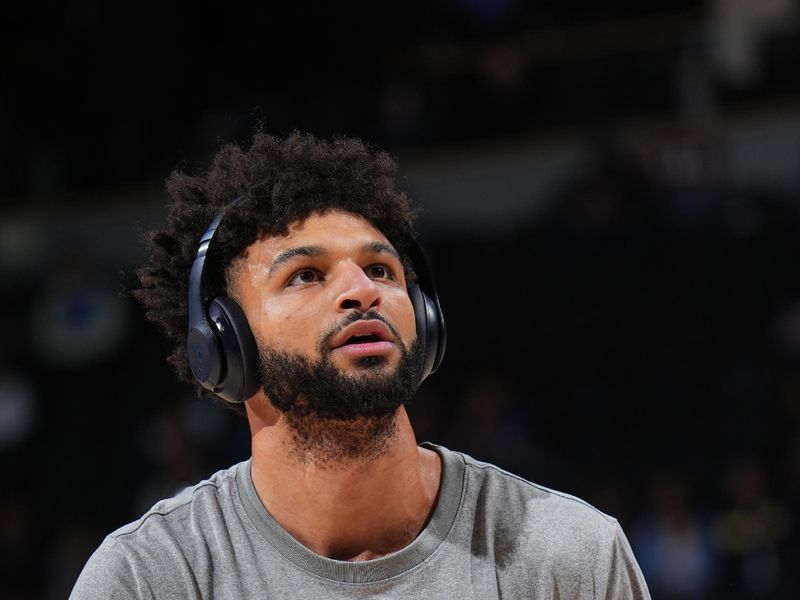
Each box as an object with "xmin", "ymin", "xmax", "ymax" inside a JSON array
[
  {"xmin": 267, "ymin": 241, "xmax": 401, "ymax": 278},
  {"xmin": 363, "ymin": 241, "xmax": 401, "ymax": 260},
  {"xmin": 268, "ymin": 245, "xmax": 326, "ymax": 277}
]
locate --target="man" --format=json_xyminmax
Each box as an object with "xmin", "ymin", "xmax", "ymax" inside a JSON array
[{"xmin": 71, "ymin": 131, "xmax": 650, "ymax": 598}]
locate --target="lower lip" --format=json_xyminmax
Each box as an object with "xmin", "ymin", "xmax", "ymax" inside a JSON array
[{"xmin": 333, "ymin": 341, "xmax": 395, "ymax": 357}]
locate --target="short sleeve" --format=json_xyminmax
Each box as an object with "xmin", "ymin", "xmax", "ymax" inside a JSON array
[
  {"xmin": 605, "ymin": 522, "xmax": 652, "ymax": 600},
  {"xmin": 69, "ymin": 536, "xmax": 142, "ymax": 600}
]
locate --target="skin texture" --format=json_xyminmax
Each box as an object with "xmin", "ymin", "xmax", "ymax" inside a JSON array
[{"xmin": 232, "ymin": 210, "xmax": 442, "ymax": 561}]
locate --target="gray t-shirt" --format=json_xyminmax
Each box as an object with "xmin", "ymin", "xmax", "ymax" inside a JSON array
[{"xmin": 70, "ymin": 443, "xmax": 650, "ymax": 599}]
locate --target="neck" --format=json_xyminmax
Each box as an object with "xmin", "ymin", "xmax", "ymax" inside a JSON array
[{"xmin": 246, "ymin": 398, "xmax": 441, "ymax": 561}]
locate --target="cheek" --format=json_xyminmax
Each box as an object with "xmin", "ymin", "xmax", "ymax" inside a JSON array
[
  {"xmin": 388, "ymin": 292, "xmax": 418, "ymax": 344},
  {"xmin": 251, "ymin": 297, "xmax": 322, "ymax": 354}
]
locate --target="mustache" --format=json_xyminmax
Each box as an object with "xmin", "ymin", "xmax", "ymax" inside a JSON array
[{"xmin": 319, "ymin": 310, "xmax": 404, "ymax": 351}]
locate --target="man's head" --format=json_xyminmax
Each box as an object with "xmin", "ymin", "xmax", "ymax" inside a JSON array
[
  {"xmin": 135, "ymin": 131, "xmax": 440, "ymax": 437},
  {"xmin": 231, "ymin": 210, "xmax": 426, "ymax": 463},
  {"xmin": 230, "ymin": 209, "xmax": 420, "ymax": 405}
]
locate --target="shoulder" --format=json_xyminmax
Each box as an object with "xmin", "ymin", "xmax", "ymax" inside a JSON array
[
  {"xmin": 432, "ymin": 445, "xmax": 650, "ymax": 597},
  {"xmin": 70, "ymin": 461, "xmax": 248, "ymax": 599},
  {"xmin": 435, "ymin": 445, "xmax": 623, "ymax": 560},
  {"xmin": 110, "ymin": 461, "xmax": 244, "ymax": 545},
  {"xmin": 448, "ymin": 446, "xmax": 617, "ymax": 531}
]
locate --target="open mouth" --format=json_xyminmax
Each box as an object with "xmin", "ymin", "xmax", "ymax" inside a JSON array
[
  {"xmin": 343, "ymin": 333, "xmax": 384, "ymax": 345},
  {"xmin": 331, "ymin": 319, "xmax": 395, "ymax": 350},
  {"xmin": 331, "ymin": 321, "xmax": 396, "ymax": 358}
]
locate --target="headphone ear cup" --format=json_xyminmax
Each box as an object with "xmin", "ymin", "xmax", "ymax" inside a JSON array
[
  {"xmin": 408, "ymin": 281, "xmax": 439, "ymax": 381},
  {"xmin": 207, "ymin": 297, "xmax": 260, "ymax": 403},
  {"xmin": 186, "ymin": 323, "xmax": 223, "ymax": 390},
  {"xmin": 424, "ymin": 292, "xmax": 446, "ymax": 375}
]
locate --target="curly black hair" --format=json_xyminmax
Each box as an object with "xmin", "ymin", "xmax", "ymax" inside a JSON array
[{"xmin": 134, "ymin": 130, "xmax": 420, "ymax": 403}]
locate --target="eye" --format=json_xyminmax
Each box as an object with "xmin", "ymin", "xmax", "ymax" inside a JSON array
[
  {"xmin": 287, "ymin": 268, "xmax": 323, "ymax": 286},
  {"xmin": 365, "ymin": 264, "xmax": 395, "ymax": 280}
]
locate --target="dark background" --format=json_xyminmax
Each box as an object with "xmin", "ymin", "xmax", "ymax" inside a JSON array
[{"xmin": 3, "ymin": 1, "xmax": 800, "ymax": 598}]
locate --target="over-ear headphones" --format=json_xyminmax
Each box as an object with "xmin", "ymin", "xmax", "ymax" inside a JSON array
[{"xmin": 186, "ymin": 200, "xmax": 447, "ymax": 403}]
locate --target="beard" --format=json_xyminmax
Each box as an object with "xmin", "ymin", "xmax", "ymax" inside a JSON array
[{"xmin": 258, "ymin": 311, "xmax": 423, "ymax": 467}]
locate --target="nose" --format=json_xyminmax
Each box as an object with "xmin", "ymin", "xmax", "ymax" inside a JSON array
[{"xmin": 335, "ymin": 262, "xmax": 381, "ymax": 313}]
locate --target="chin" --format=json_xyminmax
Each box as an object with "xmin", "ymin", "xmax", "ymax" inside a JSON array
[
  {"xmin": 331, "ymin": 352, "xmax": 396, "ymax": 372},
  {"xmin": 354, "ymin": 355, "xmax": 389, "ymax": 369}
]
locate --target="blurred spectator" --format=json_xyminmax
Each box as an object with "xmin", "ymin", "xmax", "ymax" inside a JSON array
[
  {"xmin": 711, "ymin": 458, "xmax": 794, "ymax": 599},
  {"xmin": 0, "ymin": 373, "xmax": 37, "ymax": 451},
  {"xmin": 29, "ymin": 254, "xmax": 131, "ymax": 369},
  {"xmin": 43, "ymin": 521, "xmax": 100, "ymax": 600},
  {"xmin": 632, "ymin": 473, "xmax": 718, "ymax": 600},
  {"xmin": 709, "ymin": 0, "xmax": 798, "ymax": 85},
  {"xmin": 442, "ymin": 369, "xmax": 555, "ymax": 482},
  {"xmin": 134, "ymin": 394, "xmax": 250, "ymax": 515}
]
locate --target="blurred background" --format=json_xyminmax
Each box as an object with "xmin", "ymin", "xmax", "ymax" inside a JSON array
[{"xmin": 3, "ymin": 1, "xmax": 800, "ymax": 598}]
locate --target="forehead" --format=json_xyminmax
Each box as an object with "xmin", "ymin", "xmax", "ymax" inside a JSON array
[{"xmin": 245, "ymin": 210, "xmax": 391, "ymax": 261}]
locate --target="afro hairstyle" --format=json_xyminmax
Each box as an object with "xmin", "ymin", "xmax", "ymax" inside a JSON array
[{"xmin": 134, "ymin": 130, "xmax": 420, "ymax": 403}]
